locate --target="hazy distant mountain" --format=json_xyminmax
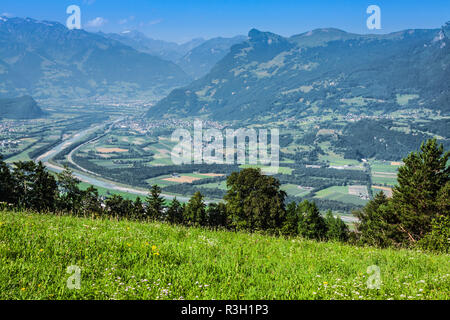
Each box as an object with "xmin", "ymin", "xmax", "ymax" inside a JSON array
[
  {"xmin": 103, "ymin": 31, "xmax": 247, "ymax": 79},
  {"xmin": 102, "ymin": 30, "xmax": 205, "ymax": 62},
  {"xmin": 177, "ymin": 35, "xmax": 248, "ymax": 79},
  {"xmin": 0, "ymin": 17, "xmax": 191, "ymax": 100},
  {"xmin": 0, "ymin": 95, "xmax": 45, "ymax": 119},
  {"xmin": 149, "ymin": 24, "xmax": 450, "ymax": 121}
]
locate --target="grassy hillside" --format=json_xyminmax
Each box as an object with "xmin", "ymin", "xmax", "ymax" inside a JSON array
[{"xmin": 0, "ymin": 210, "xmax": 448, "ymax": 300}]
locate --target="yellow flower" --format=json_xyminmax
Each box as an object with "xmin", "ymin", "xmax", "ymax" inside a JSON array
[
  {"xmin": 39, "ymin": 249, "xmax": 44, "ymax": 252},
  {"xmin": 323, "ymin": 282, "xmax": 328, "ymax": 285},
  {"xmin": 38, "ymin": 284, "xmax": 42, "ymax": 288},
  {"xmin": 153, "ymin": 252, "xmax": 160, "ymax": 256},
  {"xmin": 127, "ymin": 243, "xmax": 132, "ymax": 247},
  {"xmin": 21, "ymin": 288, "xmax": 26, "ymax": 291},
  {"xmin": 152, "ymin": 245, "xmax": 157, "ymax": 251}
]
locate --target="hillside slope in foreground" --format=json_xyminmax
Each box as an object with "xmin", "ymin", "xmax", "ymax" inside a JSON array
[{"xmin": 0, "ymin": 210, "xmax": 448, "ymax": 300}]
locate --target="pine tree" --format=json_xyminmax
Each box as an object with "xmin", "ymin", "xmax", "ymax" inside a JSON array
[
  {"xmin": 132, "ymin": 197, "xmax": 146, "ymax": 220},
  {"xmin": 167, "ymin": 197, "xmax": 184, "ymax": 224},
  {"xmin": 0, "ymin": 155, "xmax": 15, "ymax": 204},
  {"xmin": 81, "ymin": 186, "xmax": 103, "ymax": 216},
  {"xmin": 146, "ymin": 185, "xmax": 165, "ymax": 221},
  {"xmin": 184, "ymin": 192, "xmax": 206, "ymax": 226},
  {"xmin": 353, "ymin": 192, "xmax": 400, "ymax": 247},
  {"xmin": 281, "ymin": 202, "xmax": 299, "ymax": 236},
  {"xmin": 31, "ymin": 161, "xmax": 58, "ymax": 212},
  {"xmin": 392, "ymin": 139, "xmax": 449, "ymax": 244},
  {"xmin": 436, "ymin": 181, "xmax": 450, "ymax": 216},
  {"xmin": 12, "ymin": 161, "xmax": 36, "ymax": 209},
  {"xmin": 105, "ymin": 194, "xmax": 133, "ymax": 218},
  {"xmin": 57, "ymin": 166, "xmax": 83, "ymax": 214},
  {"xmin": 207, "ymin": 202, "xmax": 228, "ymax": 228},
  {"xmin": 325, "ymin": 210, "xmax": 349, "ymax": 242},
  {"xmin": 297, "ymin": 200, "xmax": 327, "ymax": 240}
]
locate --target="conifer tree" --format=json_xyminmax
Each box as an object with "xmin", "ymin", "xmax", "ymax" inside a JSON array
[
  {"xmin": 81, "ymin": 186, "xmax": 103, "ymax": 216},
  {"xmin": 206, "ymin": 202, "xmax": 228, "ymax": 228},
  {"xmin": 132, "ymin": 197, "xmax": 146, "ymax": 220},
  {"xmin": 184, "ymin": 192, "xmax": 206, "ymax": 226},
  {"xmin": 281, "ymin": 202, "xmax": 299, "ymax": 236},
  {"xmin": 324, "ymin": 210, "xmax": 349, "ymax": 242},
  {"xmin": 0, "ymin": 155, "xmax": 15, "ymax": 204},
  {"xmin": 146, "ymin": 185, "xmax": 165, "ymax": 221},
  {"xmin": 297, "ymin": 200, "xmax": 327, "ymax": 240},
  {"xmin": 167, "ymin": 197, "xmax": 184, "ymax": 224},
  {"xmin": 57, "ymin": 166, "xmax": 83, "ymax": 214},
  {"xmin": 392, "ymin": 139, "xmax": 449, "ymax": 243}
]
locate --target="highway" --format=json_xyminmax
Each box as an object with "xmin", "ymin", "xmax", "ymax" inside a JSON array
[{"xmin": 35, "ymin": 119, "xmax": 193, "ymax": 202}]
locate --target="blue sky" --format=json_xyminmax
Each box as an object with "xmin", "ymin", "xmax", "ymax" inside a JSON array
[{"xmin": 1, "ymin": 0, "xmax": 449, "ymax": 43}]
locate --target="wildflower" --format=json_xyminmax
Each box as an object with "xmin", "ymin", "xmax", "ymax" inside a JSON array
[
  {"xmin": 21, "ymin": 288, "xmax": 26, "ymax": 291},
  {"xmin": 152, "ymin": 245, "xmax": 157, "ymax": 251},
  {"xmin": 39, "ymin": 249, "xmax": 44, "ymax": 252}
]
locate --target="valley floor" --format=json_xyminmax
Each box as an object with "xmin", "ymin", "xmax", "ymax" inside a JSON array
[{"xmin": 0, "ymin": 210, "xmax": 448, "ymax": 300}]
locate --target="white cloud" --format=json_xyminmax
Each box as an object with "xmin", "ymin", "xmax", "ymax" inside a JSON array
[
  {"xmin": 1, "ymin": 12, "xmax": 13, "ymax": 18},
  {"xmin": 86, "ymin": 17, "xmax": 107, "ymax": 28},
  {"xmin": 148, "ymin": 19, "xmax": 163, "ymax": 26}
]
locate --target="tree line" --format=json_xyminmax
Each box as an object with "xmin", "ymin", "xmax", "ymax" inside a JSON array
[
  {"xmin": 0, "ymin": 156, "xmax": 348, "ymax": 242},
  {"xmin": 0, "ymin": 138, "xmax": 448, "ymax": 252}
]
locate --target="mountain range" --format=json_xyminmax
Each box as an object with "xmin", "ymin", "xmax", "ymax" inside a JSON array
[
  {"xmin": 1, "ymin": 16, "xmax": 448, "ymax": 120},
  {"xmin": 0, "ymin": 95, "xmax": 45, "ymax": 119},
  {"xmin": 102, "ymin": 31, "xmax": 247, "ymax": 79},
  {"xmin": 0, "ymin": 17, "xmax": 247, "ymax": 101},
  {"xmin": 100, "ymin": 30, "xmax": 206, "ymax": 63},
  {"xmin": 0, "ymin": 17, "xmax": 190, "ymax": 100},
  {"xmin": 149, "ymin": 23, "xmax": 450, "ymax": 121}
]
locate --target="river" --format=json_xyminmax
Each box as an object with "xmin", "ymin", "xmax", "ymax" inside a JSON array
[{"xmin": 35, "ymin": 120, "xmax": 193, "ymax": 202}]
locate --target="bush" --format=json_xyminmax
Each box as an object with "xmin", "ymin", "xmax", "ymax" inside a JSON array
[{"xmin": 418, "ymin": 216, "xmax": 450, "ymax": 253}]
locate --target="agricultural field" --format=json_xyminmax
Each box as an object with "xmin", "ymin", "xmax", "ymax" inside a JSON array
[
  {"xmin": 145, "ymin": 173, "xmax": 223, "ymax": 188},
  {"xmin": 240, "ymin": 164, "xmax": 294, "ymax": 175},
  {"xmin": 370, "ymin": 161, "xmax": 401, "ymax": 187},
  {"xmin": 1, "ymin": 109, "xmax": 111, "ymax": 164},
  {"xmin": 314, "ymin": 186, "xmax": 369, "ymax": 206},
  {"xmin": 78, "ymin": 182, "xmax": 142, "ymax": 202},
  {"xmin": 281, "ymin": 184, "xmax": 313, "ymax": 198},
  {"xmin": 1, "ymin": 210, "xmax": 448, "ymax": 300}
]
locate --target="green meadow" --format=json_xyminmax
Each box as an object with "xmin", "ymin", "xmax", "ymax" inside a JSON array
[{"xmin": 0, "ymin": 210, "xmax": 448, "ymax": 300}]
